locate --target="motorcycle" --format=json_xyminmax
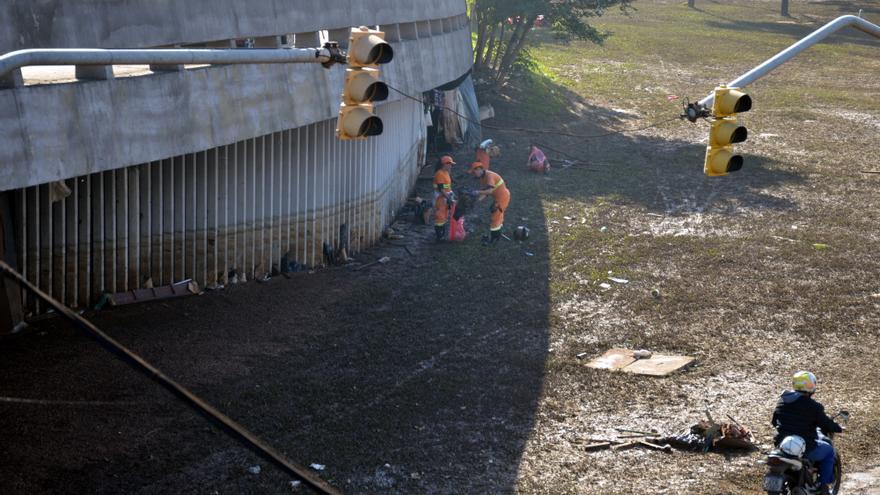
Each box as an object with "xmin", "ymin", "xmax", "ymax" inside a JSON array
[{"xmin": 762, "ymin": 411, "xmax": 849, "ymax": 495}]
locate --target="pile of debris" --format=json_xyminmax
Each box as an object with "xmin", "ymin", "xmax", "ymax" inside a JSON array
[{"xmin": 585, "ymin": 413, "xmax": 755, "ymax": 454}]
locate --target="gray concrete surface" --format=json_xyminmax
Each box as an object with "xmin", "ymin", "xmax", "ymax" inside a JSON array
[
  {"xmin": 0, "ymin": 0, "xmax": 466, "ymax": 52},
  {"xmin": 0, "ymin": 27, "xmax": 472, "ymax": 191}
]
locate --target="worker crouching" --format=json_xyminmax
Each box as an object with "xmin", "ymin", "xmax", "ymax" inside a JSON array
[
  {"xmin": 433, "ymin": 155, "xmax": 456, "ymax": 242},
  {"xmin": 469, "ymin": 162, "xmax": 510, "ymax": 246}
]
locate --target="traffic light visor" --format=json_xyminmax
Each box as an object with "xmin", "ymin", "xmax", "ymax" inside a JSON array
[
  {"xmin": 344, "ymin": 69, "xmax": 389, "ymax": 104},
  {"xmin": 714, "ymin": 87, "xmax": 752, "ymax": 116},
  {"xmin": 349, "ymin": 29, "xmax": 394, "ymax": 66},
  {"xmin": 338, "ymin": 106, "xmax": 384, "ymax": 139},
  {"xmin": 710, "ymin": 119, "xmax": 748, "ymax": 147},
  {"xmin": 704, "ymin": 147, "xmax": 743, "ymax": 176}
]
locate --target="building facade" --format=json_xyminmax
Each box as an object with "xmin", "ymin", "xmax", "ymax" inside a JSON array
[{"xmin": 0, "ymin": 0, "xmax": 473, "ymax": 322}]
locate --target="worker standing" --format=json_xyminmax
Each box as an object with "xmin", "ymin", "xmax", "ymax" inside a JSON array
[
  {"xmin": 469, "ymin": 162, "xmax": 510, "ymax": 246},
  {"xmin": 433, "ymin": 155, "xmax": 456, "ymax": 242}
]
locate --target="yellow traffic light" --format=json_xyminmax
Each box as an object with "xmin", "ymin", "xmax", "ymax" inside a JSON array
[
  {"xmin": 337, "ymin": 27, "xmax": 394, "ymax": 140},
  {"xmin": 713, "ymin": 87, "xmax": 752, "ymax": 117},
  {"xmin": 703, "ymin": 86, "xmax": 751, "ymax": 176},
  {"xmin": 342, "ymin": 68, "xmax": 389, "ymax": 104}
]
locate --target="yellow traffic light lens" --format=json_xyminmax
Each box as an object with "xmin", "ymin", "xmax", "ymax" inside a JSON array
[
  {"xmin": 710, "ymin": 119, "xmax": 748, "ymax": 147},
  {"xmin": 704, "ymin": 147, "xmax": 743, "ymax": 176},
  {"xmin": 339, "ymin": 106, "xmax": 384, "ymax": 139},
  {"xmin": 366, "ymin": 43, "xmax": 393, "ymax": 64},
  {"xmin": 714, "ymin": 88, "xmax": 752, "ymax": 116},
  {"xmin": 345, "ymin": 70, "xmax": 389, "ymax": 103},
  {"xmin": 350, "ymin": 32, "xmax": 395, "ymax": 66}
]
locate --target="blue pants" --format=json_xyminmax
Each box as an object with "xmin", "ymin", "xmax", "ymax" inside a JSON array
[{"xmin": 806, "ymin": 439, "xmax": 836, "ymax": 485}]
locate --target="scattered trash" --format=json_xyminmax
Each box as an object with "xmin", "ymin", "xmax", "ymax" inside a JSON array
[
  {"xmin": 289, "ymin": 480, "xmax": 302, "ymax": 490},
  {"xmin": 585, "ymin": 348, "xmax": 695, "ymax": 376},
  {"xmin": 632, "ymin": 349, "xmax": 653, "ymax": 359},
  {"xmin": 608, "ymin": 277, "xmax": 629, "ymax": 284},
  {"xmin": 599, "ymin": 282, "xmax": 612, "ymax": 289},
  {"xmin": 310, "ymin": 463, "xmax": 326, "ymax": 471},
  {"xmin": 651, "ymin": 288, "xmax": 661, "ymax": 298},
  {"xmin": 525, "ymin": 251, "xmax": 535, "ymax": 257},
  {"xmin": 657, "ymin": 414, "xmax": 755, "ymax": 452},
  {"xmin": 599, "ymin": 226, "xmax": 608, "ymax": 233},
  {"xmin": 355, "ymin": 256, "xmax": 391, "ymax": 271},
  {"xmin": 576, "ymin": 352, "xmax": 589, "ymax": 359},
  {"xmin": 106, "ymin": 279, "xmax": 200, "ymax": 307},
  {"xmin": 248, "ymin": 465, "xmax": 261, "ymax": 475},
  {"xmin": 513, "ymin": 226, "xmax": 530, "ymax": 241},
  {"xmin": 813, "ymin": 243, "xmax": 829, "ymax": 250},
  {"xmin": 563, "ymin": 216, "xmax": 572, "ymax": 221}
]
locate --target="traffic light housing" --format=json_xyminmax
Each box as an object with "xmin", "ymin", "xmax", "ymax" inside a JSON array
[
  {"xmin": 704, "ymin": 86, "xmax": 752, "ymax": 176},
  {"xmin": 337, "ymin": 27, "xmax": 394, "ymax": 140}
]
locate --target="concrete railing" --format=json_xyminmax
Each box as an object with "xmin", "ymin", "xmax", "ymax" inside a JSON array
[{"xmin": 0, "ymin": 0, "xmax": 467, "ymax": 53}]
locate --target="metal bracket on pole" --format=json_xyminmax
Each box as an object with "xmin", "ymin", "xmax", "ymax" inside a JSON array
[
  {"xmin": 684, "ymin": 14, "xmax": 880, "ymax": 121},
  {"xmin": 0, "ymin": 44, "xmax": 348, "ymax": 79}
]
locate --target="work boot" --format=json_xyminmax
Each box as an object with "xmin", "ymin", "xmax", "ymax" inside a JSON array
[
  {"xmin": 435, "ymin": 225, "xmax": 446, "ymax": 243},
  {"xmin": 490, "ymin": 229, "xmax": 501, "ymax": 245},
  {"xmin": 818, "ymin": 484, "xmax": 833, "ymax": 495}
]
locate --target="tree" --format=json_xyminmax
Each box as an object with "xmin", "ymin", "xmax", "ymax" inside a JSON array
[
  {"xmin": 781, "ymin": 0, "xmax": 790, "ymax": 17},
  {"xmin": 470, "ymin": 0, "xmax": 633, "ymax": 83}
]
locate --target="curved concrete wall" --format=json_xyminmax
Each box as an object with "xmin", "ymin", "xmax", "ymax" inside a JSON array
[
  {"xmin": 0, "ymin": 0, "xmax": 466, "ymax": 51},
  {"xmin": 0, "ymin": 26, "xmax": 472, "ymax": 191}
]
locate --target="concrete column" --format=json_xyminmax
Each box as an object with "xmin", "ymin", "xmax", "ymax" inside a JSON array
[
  {"xmin": 380, "ymin": 24, "xmax": 401, "ymax": 42},
  {"xmin": 0, "ymin": 192, "xmax": 24, "ymax": 334},
  {"xmin": 416, "ymin": 20, "xmax": 431, "ymax": 39},
  {"xmin": 0, "ymin": 68, "xmax": 24, "ymax": 89},
  {"xmin": 75, "ymin": 65, "xmax": 114, "ymax": 80}
]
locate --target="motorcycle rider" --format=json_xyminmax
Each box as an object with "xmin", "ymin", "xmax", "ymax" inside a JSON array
[{"xmin": 771, "ymin": 371, "xmax": 843, "ymax": 495}]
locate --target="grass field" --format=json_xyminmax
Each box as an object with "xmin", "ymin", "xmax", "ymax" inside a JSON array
[{"xmin": 476, "ymin": 1, "xmax": 880, "ymax": 492}]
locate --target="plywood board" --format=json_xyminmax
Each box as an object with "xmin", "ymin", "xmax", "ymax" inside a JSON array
[
  {"xmin": 623, "ymin": 354, "xmax": 695, "ymax": 376},
  {"xmin": 586, "ymin": 348, "xmax": 637, "ymax": 371}
]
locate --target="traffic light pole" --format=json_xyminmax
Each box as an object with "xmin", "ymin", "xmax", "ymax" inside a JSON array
[
  {"xmin": 0, "ymin": 44, "xmax": 347, "ymax": 78},
  {"xmin": 697, "ymin": 14, "xmax": 880, "ymax": 110}
]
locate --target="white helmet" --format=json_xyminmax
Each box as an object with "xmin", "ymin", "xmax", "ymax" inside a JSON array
[{"xmin": 779, "ymin": 435, "xmax": 806, "ymax": 457}]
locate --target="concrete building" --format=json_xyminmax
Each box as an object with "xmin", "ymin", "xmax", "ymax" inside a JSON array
[{"xmin": 0, "ymin": 0, "xmax": 473, "ymax": 327}]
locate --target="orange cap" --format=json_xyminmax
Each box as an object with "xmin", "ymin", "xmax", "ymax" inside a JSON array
[
  {"xmin": 468, "ymin": 162, "xmax": 484, "ymax": 173},
  {"xmin": 441, "ymin": 155, "xmax": 456, "ymax": 166}
]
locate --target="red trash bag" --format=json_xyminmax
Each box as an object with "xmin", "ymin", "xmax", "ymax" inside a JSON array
[{"xmin": 448, "ymin": 204, "xmax": 467, "ymax": 242}]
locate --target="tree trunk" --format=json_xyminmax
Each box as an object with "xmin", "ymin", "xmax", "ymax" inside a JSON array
[
  {"xmin": 491, "ymin": 22, "xmax": 506, "ymax": 70},
  {"xmin": 495, "ymin": 19, "xmax": 524, "ymax": 75},
  {"xmin": 473, "ymin": 12, "xmax": 489, "ymax": 68},
  {"xmin": 781, "ymin": 0, "xmax": 790, "ymax": 17},
  {"xmin": 482, "ymin": 22, "xmax": 499, "ymax": 69},
  {"xmin": 497, "ymin": 19, "xmax": 533, "ymax": 82},
  {"xmin": 688, "ymin": 0, "xmax": 695, "ymax": 8}
]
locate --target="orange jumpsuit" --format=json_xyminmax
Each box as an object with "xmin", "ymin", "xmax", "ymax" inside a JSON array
[
  {"xmin": 481, "ymin": 170, "xmax": 510, "ymax": 231},
  {"xmin": 433, "ymin": 169, "xmax": 452, "ymax": 226}
]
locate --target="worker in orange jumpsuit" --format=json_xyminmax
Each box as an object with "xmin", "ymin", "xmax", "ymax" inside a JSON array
[
  {"xmin": 433, "ymin": 155, "xmax": 456, "ymax": 242},
  {"xmin": 474, "ymin": 139, "xmax": 497, "ymax": 171},
  {"xmin": 469, "ymin": 161, "xmax": 510, "ymax": 245}
]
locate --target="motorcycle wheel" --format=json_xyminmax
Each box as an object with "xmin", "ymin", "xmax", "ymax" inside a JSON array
[{"xmin": 830, "ymin": 455, "xmax": 842, "ymax": 495}]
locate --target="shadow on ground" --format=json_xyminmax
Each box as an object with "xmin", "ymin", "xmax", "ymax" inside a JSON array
[{"xmin": 0, "ymin": 34, "xmax": 812, "ymax": 495}]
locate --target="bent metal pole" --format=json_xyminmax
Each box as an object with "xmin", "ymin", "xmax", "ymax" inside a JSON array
[
  {"xmin": 698, "ymin": 14, "xmax": 880, "ymax": 108},
  {"xmin": 0, "ymin": 46, "xmax": 341, "ymax": 78},
  {"xmin": 0, "ymin": 260, "xmax": 342, "ymax": 495}
]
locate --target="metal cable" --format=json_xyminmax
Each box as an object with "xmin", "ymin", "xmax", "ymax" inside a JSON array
[{"xmin": 0, "ymin": 260, "xmax": 342, "ymax": 495}]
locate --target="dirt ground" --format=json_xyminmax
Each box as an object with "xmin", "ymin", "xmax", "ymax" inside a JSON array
[{"xmin": 2, "ymin": 1, "xmax": 880, "ymax": 494}]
